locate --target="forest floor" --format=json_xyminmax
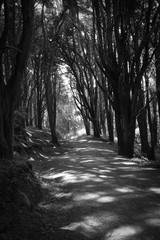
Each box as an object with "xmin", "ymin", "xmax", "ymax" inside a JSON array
[
  {"xmin": 1, "ymin": 127, "xmax": 160, "ymax": 240},
  {"xmin": 26, "ymin": 127, "xmax": 160, "ymax": 240}
]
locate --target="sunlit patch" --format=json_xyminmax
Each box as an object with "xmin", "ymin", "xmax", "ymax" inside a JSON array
[
  {"xmin": 99, "ymin": 175, "xmax": 108, "ymax": 179},
  {"xmin": 41, "ymin": 182, "xmax": 50, "ymax": 188},
  {"xmin": 42, "ymin": 170, "xmax": 101, "ymax": 184},
  {"xmin": 77, "ymin": 128, "xmax": 86, "ymax": 136},
  {"xmin": 27, "ymin": 131, "xmax": 32, "ymax": 137},
  {"xmin": 121, "ymin": 161, "xmax": 137, "ymax": 165},
  {"xmin": 149, "ymin": 187, "xmax": 160, "ymax": 194},
  {"xmin": 96, "ymin": 148, "xmax": 115, "ymax": 153},
  {"xmin": 79, "ymin": 139, "xmax": 88, "ymax": 142},
  {"xmin": 74, "ymin": 193, "xmax": 100, "ymax": 201},
  {"xmin": 39, "ymin": 153, "xmax": 49, "ymax": 159},
  {"xmin": 29, "ymin": 157, "xmax": 35, "ymax": 162},
  {"xmin": 114, "ymin": 157, "xmax": 129, "ymax": 160},
  {"xmin": 115, "ymin": 187, "xmax": 134, "ymax": 193},
  {"xmin": 61, "ymin": 212, "xmax": 119, "ymax": 236},
  {"xmin": 143, "ymin": 168, "xmax": 157, "ymax": 171},
  {"xmin": 28, "ymin": 138, "xmax": 33, "ymax": 142},
  {"xmin": 88, "ymin": 140, "xmax": 102, "ymax": 143},
  {"xmin": 105, "ymin": 225, "xmax": 142, "ymax": 239},
  {"xmin": 93, "ymin": 178, "xmax": 104, "ymax": 182},
  {"xmin": 73, "ymin": 191, "xmax": 116, "ymax": 204},
  {"xmin": 146, "ymin": 218, "xmax": 160, "ymax": 226},
  {"xmin": 113, "ymin": 160, "xmax": 138, "ymax": 166},
  {"xmin": 84, "ymin": 216, "xmax": 102, "ymax": 227},
  {"xmin": 75, "ymin": 147, "xmax": 88, "ymax": 151},
  {"xmin": 84, "ymin": 212, "xmax": 119, "ymax": 230},
  {"xmin": 117, "ymin": 166, "xmax": 137, "ymax": 170},
  {"xmin": 112, "ymin": 161, "xmax": 121, "ymax": 165},
  {"xmin": 80, "ymin": 173, "xmax": 98, "ymax": 181},
  {"xmin": 38, "ymin": 203, "xmax": 53, "ymax": 210},
  {"xmin": 61, "ymin": 221, "xmax": 97, "ymax": 235},
  {"xmin": 99, "ymin": 169, "xmax": 111, "ymax": 173},
  {"xmin": 81, "ymin": 160, "xmax": 94, "ymax": 163},
  {"xmin": 54, "ymin": 152, "xmax": 61, "ymax": 155},
  {"xmin": 97, "ymin": 196, "xmax": 115, "ymax": 203},
  {"xmin": 85, "ymin": 147, "xmax": 99, "ymax": 151},
  {"xmin": 55, "ymin": 192, "xmax": 72, "ymax": 198},
  {"xmin": 120, "ymin": 174, "xmax": 136, "ymax": 178},
  {"xmin": 106, "ymin": 167, "xmax": 116, "ymax": 171},
  {"xmin": 61, "ymin": 155, "xmax": 71, "ymax": 159}
]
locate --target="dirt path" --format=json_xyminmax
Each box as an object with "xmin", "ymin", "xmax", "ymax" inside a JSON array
[{"xmin": 31, "ymin": 135, "xmax": 160, "ymax": 240}]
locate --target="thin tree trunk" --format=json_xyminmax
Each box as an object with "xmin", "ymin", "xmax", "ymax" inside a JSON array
[
  {"xmin": 155, "ymin": 47, "xmax": 160, "ymax": 119},
  {"xmin": 42, "ymin": 4, "xmax": 59, "ymax": 145},
  {"xmin": 99, "ymin": 92, "xmax": 107, "ymax": 138},
  {"xmin": 146, "ymin": 80, "xmax": 156, "ymax": 160},
  {"xmin": 83, "ymin": 115, "xmax": 90, "ymax": 135},
  {"xmin": 105, "ymin": 98, "xmax": 114, "ymax": 142},
  {"xmin": 137, "ymin": 89, "xmax": 152, "ymax": 159},
  {"xmin": 92, "ymin": 118, "xmax": 100, "ymax": 137}
]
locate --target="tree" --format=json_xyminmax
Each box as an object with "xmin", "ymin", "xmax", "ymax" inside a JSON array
[
  {"xmin": 91, "ymin": 0, "xmax": 160, "ymax": 157},
  {"xmin": 41, "ymin": 3, "xmax": 61, "ymax": 145},
  {"xmin": 0, "ymin": 0, "xmax": 34, "ymax": 159}
]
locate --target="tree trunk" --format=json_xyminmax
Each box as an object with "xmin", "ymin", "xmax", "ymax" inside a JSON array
[
  {"xmin": 92, "ymin": 117, "xmax": 100, "ymax": 137},
  {"xmin": 137, "ymin": 90, "xmax": 152, "ymax": 159},
  {"xmin": 152, "ymin": 93, "xmax": 158, "ymax": 146},
  {"xmin": 155, "ymin": 47, "xmax": 160, "ymax": 120},
  {"xmin": 42, "ymin": 4, "xmax": 59, "ymax": 146},
  {"xmin": 115, "ymin": 110, "xmax": 136, "ymax": 158},
  {"xmin": 146, "ymin": 81, "xmax": 156, "ymax": 160},
  {"xmin": 114, "ymin": 82, "xmax": 136, "ymax": 158},
  {"xmin": 47, "ymin": 105, "xmax": 59, "ymax": 145},
  {"xmin": 83, "ymin": 116, "xmax": 90, "ymax": 135},
  {"xmin": 105, "ymin": 98, "xmax": 114, "ymax": 142},
  {"xmin": 99, "ymin": 94, "xmax": 107, "ymax": 138},
  {"xmin": 0, "ymin": 94, "xmax": 11, "ymax": 159},
  {"xmin": 45, "ymin": 74, "xmax": 59, "ymax": 145},
  {"xmin": 37, "ymin": 101, "xmax": 43, "ymax": 130}
]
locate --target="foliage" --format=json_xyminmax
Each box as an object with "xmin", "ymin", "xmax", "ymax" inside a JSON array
[{"xmin": 0, "ymin": 158, "xmax": 43, "ymax": 240}]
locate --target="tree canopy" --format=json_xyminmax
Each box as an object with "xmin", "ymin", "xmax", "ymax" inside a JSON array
[{"xmin": 0, "ymin": 0, "xmax": 160, "ymax": 160}]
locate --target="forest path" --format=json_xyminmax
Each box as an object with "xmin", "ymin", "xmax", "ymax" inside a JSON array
[{"xmin": 31, "ymin": 134, "xmax": 160, "ymax": 240}]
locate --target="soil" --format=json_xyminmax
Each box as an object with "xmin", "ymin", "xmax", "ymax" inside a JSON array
[{"xmin": 1, "ymin": 127, "xmax": 160, "ymax": 240}]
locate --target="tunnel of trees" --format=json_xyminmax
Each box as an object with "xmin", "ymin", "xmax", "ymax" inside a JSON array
[{"xmin": 0, "ymin": 0, "xmax": 160, "ymax": 160}]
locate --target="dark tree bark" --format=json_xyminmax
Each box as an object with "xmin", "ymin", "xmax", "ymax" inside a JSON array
[
  {"xmin": 45, "ymin": 69, "xmax": 59, "ymax": 145},
  {"xmin": 146, "ymin": 80, "xmax": 156, "ymax": 160},
  {"xmin": 84, "ymin": 119, "xmax": 90, "ymax": 135},
  {"xmin": 81, "ymin": 109, "xmax": 90, "ymax": 135},
  {"xmin": 35, "ymin": 54, "xmax": 44, "ymax": 130},
  {"xmin": 41, "ymin": 4, "xmax": 59, "ymax": 145}
]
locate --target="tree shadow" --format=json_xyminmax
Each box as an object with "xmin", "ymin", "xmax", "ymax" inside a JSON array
[{"xmin": 37, "ymin": 136, "xmax": 160, "ymax": 240}]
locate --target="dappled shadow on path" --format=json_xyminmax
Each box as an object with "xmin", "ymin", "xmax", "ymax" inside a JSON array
[{"xmin": 36, "ymin": 136, "xmax": 160, "ymax": 240}]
